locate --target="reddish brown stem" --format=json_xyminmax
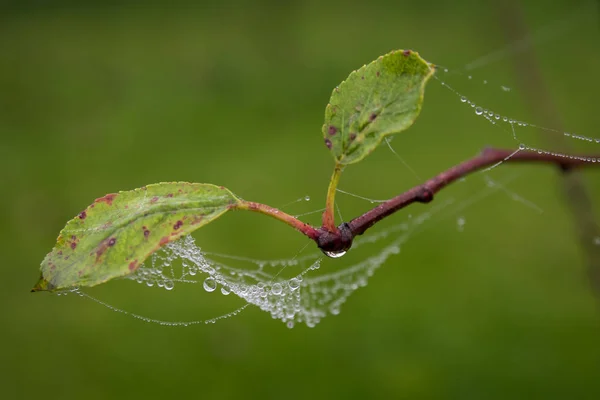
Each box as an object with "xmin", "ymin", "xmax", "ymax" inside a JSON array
[
  {"xmin": 237, "ymin": 148, "xmax": 598, "ymax": 256},
  {"xmin": 235, "ymin": 200, "xmax": 320, "ymax": 241},
  {"xmin": 347, "ymin": 148, "xmax": 598, "ymax": 238}
]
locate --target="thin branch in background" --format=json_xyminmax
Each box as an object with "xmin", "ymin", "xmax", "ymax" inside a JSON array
[{"xmin": 497, "ymin": 1, "xmax": 600, "ymax": 293}]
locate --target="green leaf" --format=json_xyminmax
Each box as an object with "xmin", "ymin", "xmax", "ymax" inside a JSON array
[
  {"xmin": 322, "ymin": 49, "xmax": 435, "ymax": 166},
  {"xmin": 32, "ymin": 182, "xmax": 240, "ymax": 292}
]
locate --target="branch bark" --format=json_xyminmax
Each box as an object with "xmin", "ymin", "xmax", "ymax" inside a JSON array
[{"xmin": 240, "ymin": 147, "xmax": 600, "ymax": 254}]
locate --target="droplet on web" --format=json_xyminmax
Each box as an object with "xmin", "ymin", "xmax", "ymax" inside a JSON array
[
  {"xmin": 457, "ymin": 217, "xmax": 466, "ymax": 232},
  {"xmin": 203, "ymin": 278, "xmax": 217, "ymax": 292},
  {"xmin": 288, "ymin": 278, "xmax": 300, "ymax": 291},
  {"xmin": 271, "ymin": 283, "xmax": 283, "ymax": 295},
  {"xmin": 475, "ymin": 107, "xmax": 483, "ymax": 116}
]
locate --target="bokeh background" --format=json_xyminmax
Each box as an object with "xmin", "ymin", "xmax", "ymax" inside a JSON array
[{"xmin": 2, "ymin": 0, "xmax": 600, "ymax": 398}]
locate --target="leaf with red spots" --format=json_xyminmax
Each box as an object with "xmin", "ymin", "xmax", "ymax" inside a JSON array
[
  {"xmin": 322, "ymin": 49, "xmax": 435, "ymax": 166},
  {"xmin": 32, "ymin": 182, "xmax": 240, "ymax": 292}
]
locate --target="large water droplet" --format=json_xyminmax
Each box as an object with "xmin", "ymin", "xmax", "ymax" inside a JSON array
[
  {"xmin": 203, "ymin": 278, "xmax": 217, "ymax": 292},
  {"xmin": 324, "ymin": 250, "xmax": 347, "ymax": 258},
  {"xmin": 475, "ymin": 107, "xmax": 483, "ymax": 116},
  {"xmin": 288, "ymin": 278, "xmax": 300, "ymax": 291},
  {"xmin": 164, "ymin": 279, "xmax": 174, "ymax": 291},
  {"xmin": 271, "ymin": 283, "xmax": 283, "ymax": 295}
]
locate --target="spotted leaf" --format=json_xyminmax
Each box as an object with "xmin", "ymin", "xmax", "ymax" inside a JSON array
[
  {"xmin": 32, "ymin": 182, "xmax": 239, "ymax": 292},
  {"xmin": 322, "ymin": 49, "xmax": 435, "ymax": 165}
]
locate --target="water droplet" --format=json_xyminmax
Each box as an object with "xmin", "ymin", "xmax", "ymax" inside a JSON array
[
  {"xmin": 304, "ymin": 195, "xmax": 310, "ymax": 201},
  {"xmin": 444, "ymin": 68, "xmax": 448, "ymax": 72},
  {"xmin": 330, "ymin": 306, "xmax": 341, "ymax": 315},
  {"xmin": 518, "ymin": 143, "xmax": 526, "ymax": 150},
  {"xmin": 483, "ymin": 80, "xmax": 488, "ymax": 84},
  {"xmin": 494, "ymin": 114, "xmax": 501, "ymax": 120},
  {"xmin": 286, "ymin": 321, "xmax": 294, "ymax": 329},
  {"xmin": 288, "ymin": 278, "xmax": 300, "ymax": 291},
  {"xmin": 502, "ymin": 116, "xmax": 508, "ymax": 122},
  {"xmin": 164, "ymin": 280, "xmax": 174, "ymax": 291},
  {"xmin": 468, "ymin": 75, "xmax": 472, "ymax": 80},
  {"xmin": 271, "ymin": 283, "xmax": 283, "ymax": 295},
  {"xmin": 475, "ymin": 107, "xmax": 483, "ymax": 116},
  {"xmin": 457, "ymin": 217, "xmax": 466, "ymax": 232},
  {"xmin": 460, "ymin": 96, "xmax": 467, "ymax": 103},
  {"xmin": 594, "ymin": 237, "xmax": 600, "ymax": 246},
  {"xmin": 220, "ymin": 286, "xmax": 230, "ymax": 295},
  {"xmin": 324, "ymin": 250, "xmax": 346, "ymax": 258},
  {"xmin": 203, "ymin": 278, "xmax": 217, "ymax": 292}
]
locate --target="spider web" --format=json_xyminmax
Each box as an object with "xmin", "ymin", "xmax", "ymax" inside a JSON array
[{"xmin": 60, "ymin": 3, "xmax": 600, "ymax": 327}]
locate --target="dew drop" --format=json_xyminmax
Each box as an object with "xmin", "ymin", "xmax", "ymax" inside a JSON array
[
  {"xmin": 475, "ymin": 107, "xmax": 483, "ymax": 116},
  {"xmin": 457, "ymin": 216, "xmax": 466, "ymax": 232},
  {"xmin": 203, "ymin": 278, "xmax": 217, "ymax": 292},
  {"xmin": 164, "ymin": 280, "xmax": 174, "ymax": 291},
  {"xmin": 502, "ymin": 116, "xmax": 508, "ymax": 122},
  {"xmin": 460, "ymin": 96, "xmax": 467, "ymax": 103},
  {"xmin": 271, "ymin": 283, "xmax": 283, "ymax": 295},
  {"xmin": 483, "ymin": 80, "xmax": 488, "ymax": 84},
  {"xmin": 468, "ymin": 75, "xmax": 472, "ymax": 80},
  {"xmin": 220, "ymin": 286, "xmax": 231, "ymax": 295},
  {"xmin": 304, "ymin": 195, "xmax": 310, "ymax": 201},
  {"xmin": 286, "ymin": 321, "xmax": 294, "ymax": 329},
  {"xmin": 519, "ymin": 143, "xmax": 526, "ymax": 150},
  {"xmin": 324, "ymin": 250, "xmax": 347, "ymax": 258},
  {"xmin": 310, "ymin": 261, "xmax": 322, "ymax": 270},
  {"xmin": 288, "ymin": 278, "xmax": 300, "ymax": 291},
  {"xmin": 594, "ymin": 237, "xmax": 600, "ymax": 246}
]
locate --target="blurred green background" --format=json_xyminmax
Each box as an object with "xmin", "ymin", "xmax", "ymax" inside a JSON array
[{"xmin": 2, "ymin": 0, "xmax": 600, "ymax": 398}]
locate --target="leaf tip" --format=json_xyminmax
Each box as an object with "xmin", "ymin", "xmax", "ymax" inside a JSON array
[{"xmin": 31, "ymin": 274, "xmax": 55, "ymax": 292}]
